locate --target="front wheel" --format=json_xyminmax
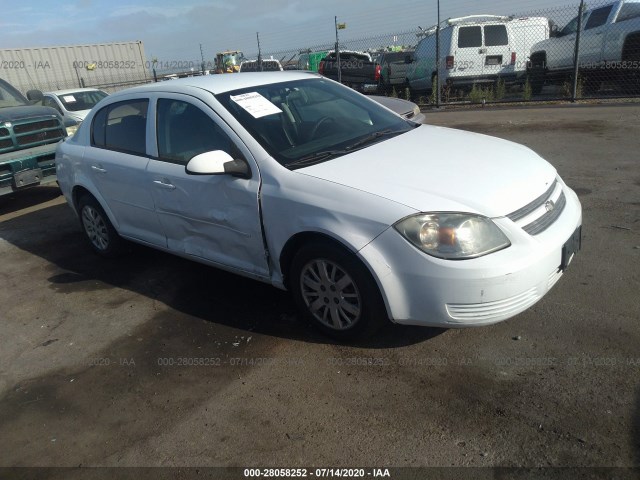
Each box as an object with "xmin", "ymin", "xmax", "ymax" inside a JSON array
[
  {"xmin": 290, "ymin": 242, "xmax": 387, "ymax": 340},
  {"xmin": 78, "ymin": 195, "xmax": 125, "ymax": 257}
]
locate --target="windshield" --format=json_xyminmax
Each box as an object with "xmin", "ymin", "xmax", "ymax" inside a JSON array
[
  {"xmin": 56, "ymin": 90, "xmax": 108, "ymax": 112},
  {"xmin": 216, "ymin": 78, "xmax": 414, "ymax": 169},
  {"xmin": 223, "ymin": 54, "xmax": 242, "ymax": 67},
  {"xmin": 0, "ymin": 79, "xmax": 29, "ymax": 108}
]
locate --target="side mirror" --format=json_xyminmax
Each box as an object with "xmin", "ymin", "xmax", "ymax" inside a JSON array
[
  {"xmin": 551, "ymin": 24, "xmax": 560, "ymax": 37},
  {"xmin": 185, "ymin": 150, "xmax": 251, "ymax": 178},
  {"xmin": 26, "ymin": 89, "xmax": 44, "ymax": 102}
]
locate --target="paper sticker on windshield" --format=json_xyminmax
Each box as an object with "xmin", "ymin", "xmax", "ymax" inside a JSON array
[
  {"xmin": 230, "ymin": 92, "xmax": 281, "ymax": 118},
  {"xmin": 63, "ymin": 95, "xmax": 77, "ymax": 102}
]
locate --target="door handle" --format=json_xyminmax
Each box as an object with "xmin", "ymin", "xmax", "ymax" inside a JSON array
[
  {"xmin": 153, "ymin": 179, "xmax": 176, "ymax": 190},
  {"xmin": 91, "ymin": 165, "xmax": 107, "ymax": 173},
  {"xmin": 479, "ymin": 48, "xmax": 487, "ymax": 54}
]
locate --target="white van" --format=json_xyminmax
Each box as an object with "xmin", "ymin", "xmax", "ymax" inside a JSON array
[{"xmin": 407, "ymin": 15, "xmax": 550, "ymax": 93}]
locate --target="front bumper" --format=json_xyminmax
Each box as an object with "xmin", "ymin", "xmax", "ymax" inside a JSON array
[
  {"xmin": 358, "ymin": 186, "xmax": 582, "ymax": 327},
  {"xmin": 0, "ymin": 144, "xmax": 59, "ymax": 196}
]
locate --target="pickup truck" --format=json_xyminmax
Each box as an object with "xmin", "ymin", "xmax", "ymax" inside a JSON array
[
  {"xmin": 0, "ymin": 78, "xmax": 68, "ymax": 196},
  {"xmin": 318, "ymin": 51, "xmax": 381, "ymax": 93},
  {"xmin": 528, "ymin": 0, "xmax": 640, "ymax": 94},
  {"xmin": 371, "ymin": 51, "xmax": 414, "ymax": 94}
]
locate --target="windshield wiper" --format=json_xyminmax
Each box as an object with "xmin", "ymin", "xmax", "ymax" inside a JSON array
[
  {"xmin": 286, "ymin": 150, "xmax": 347, "ymax": 169},
  {"xmin": 345, "ymin": 129, "xmax": 407, "ymax": 151}
]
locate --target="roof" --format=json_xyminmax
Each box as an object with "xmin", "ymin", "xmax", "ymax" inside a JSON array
[
  {"xmin": 120, "ymin": 71, "xmax": 321, "ymax": 96},
  {"xmin": 44, "ymin": 87, "xmax": 105, "ymax": 95}
]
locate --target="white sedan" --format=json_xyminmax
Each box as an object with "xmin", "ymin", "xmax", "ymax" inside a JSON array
[
  {"xmin": 55, "ymin": 72, "xmax": 582, "ymax": 339},
  {"xmin": 42, "ymin": 88, "xmax": 108, "ymax": 123}
]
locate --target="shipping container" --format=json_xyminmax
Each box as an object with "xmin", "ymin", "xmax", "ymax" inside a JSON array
[{"xmin": 0, "ymin": 41, "xmax": 151, "ymax": 95}]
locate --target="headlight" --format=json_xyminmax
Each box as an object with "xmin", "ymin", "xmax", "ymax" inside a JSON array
[
  {"xmin": 66, "ymin": 123, "xmax": 80, "ymax": 136},
  {"xmin": 394, "ymin": 213, "xmax": 510, "ymax": 260}
]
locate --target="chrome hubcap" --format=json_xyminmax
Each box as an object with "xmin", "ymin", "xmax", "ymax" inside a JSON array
[
  {"xmin": 300, "ymin": 259, "xmax": 361, "ymax": 330},
  {"xmin": 82, "ymin": 206, "xmax": 109, "ymax": 251}
]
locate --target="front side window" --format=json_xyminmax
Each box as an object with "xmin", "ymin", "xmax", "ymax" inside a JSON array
[
  {"xmin": 585, "ymin": 5, "xmax": 613, "ymax": 29},
  {"xmin": 458, "ymin": 26, "xmax": 482, "ymax": 48},
  {"xmin": 560, "ymin": 11, "xmax": 589, "ymax": 36},
  {"xmin": 156, "ymin": 99, "xmax": 232, "ymax": 165},
  {"xmin": 215, "ymin": 78, "xmax": 413, "ymax": 169},
  {"xmin": 617, "ymin": 3, "xmax": 640, "ymax": 22},
  {"xmin": 484, "ymin": 25, "xmax": 509, "ymax": 46},
  {"xmin": 91, "ymin": 99, "xmax": 148, "ymax": 156},
  {"xmin": 0, "ymin": 79, "xmax": 29, "ymax": 108}
]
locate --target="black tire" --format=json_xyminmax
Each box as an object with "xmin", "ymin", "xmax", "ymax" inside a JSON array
[
  {"xmin": 289, "ymin": 241, "xmax": 388, "ymax": 340},
  {"xmin": 528, "ymin": 53, "xmax": 546, "ymax": 96},
  {"xmin": 582, "ymin": 72, "xmax": 601, "ymax": 96},
  {"xmin": 377, "ymin": 79, "xmax": 388, "ymax": 95},
  {"xmin": 77, "ymin": 194, "xmax": 126, "ymax": 258},
  {"xmin": 621, "ymin": 36, "xmax": 640, "ymax": 95}
]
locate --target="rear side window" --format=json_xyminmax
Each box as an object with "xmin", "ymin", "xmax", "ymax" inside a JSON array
[
  {"xmin": 616, "ymin": 3, "xmax": 640, "ymax": 22},
  {"xmin": 458, "ymin": 26, "xmax": 482, "ymax": 48},
  {"xmin": 585, "ymin": 5, "xmax": 613, "ymax": 29},
  {"xmin": 91, "ymin": 99, "xmax": 148, "ymax": 155},
  {"xmin": 384, "ymin": 52, "xmax": 407, "ymax": 63},
  {"xmin": 484, "ymin": 25, "xmax": 509, "ymax": 46}
]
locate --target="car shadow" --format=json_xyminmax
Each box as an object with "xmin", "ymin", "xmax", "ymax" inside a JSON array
[
  {"xmin": 0, "ymin": 185, "xmax": 62, "ymax": 214},
  {"xmin": 0, "ymin": 201, "xmax": 444, "ymax": 348}
]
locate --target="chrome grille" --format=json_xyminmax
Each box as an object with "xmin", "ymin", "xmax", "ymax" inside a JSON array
[
  {"xmin": 508, "ymin": 180, "xmax": 557, "ymax": 222},
  {"xmin": 2, "ymin": 116, "xmax": 65, "ymax": 150},
  {"xmin": 522, "ymin": 191, "xmax": 566, "ymax": 235},
  {"xmin": 13, "ymin": 119, "xmax": 59, "ymax": 134},
  {"xmin": 507, "ymin": 178, "xmax": 565, "ymax": 235}
]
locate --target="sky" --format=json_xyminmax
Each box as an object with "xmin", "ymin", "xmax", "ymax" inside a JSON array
[{"xmin": 2, "ymin": 0, "xmax": 581, "ymax": 67}]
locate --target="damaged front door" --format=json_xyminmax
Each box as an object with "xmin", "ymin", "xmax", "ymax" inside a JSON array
[{"xmin": 146, "ymin": 95, "xmax": 269, "ymax": 278}]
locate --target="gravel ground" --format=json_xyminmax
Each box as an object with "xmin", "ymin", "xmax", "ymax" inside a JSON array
[{"xmin": 0, "ymin": 103, "xmax": 638, "ymax": 479}]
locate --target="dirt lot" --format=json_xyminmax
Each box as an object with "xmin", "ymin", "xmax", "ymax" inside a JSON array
[{"xmin": 0, "ymin": 103, "xmax": 638, "ymax": 478}]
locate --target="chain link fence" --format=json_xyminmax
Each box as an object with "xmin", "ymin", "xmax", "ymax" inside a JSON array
[
  {"xmin": 4, "ymin": 1, "xmax": 638, "ymax": 104},
  {"xmin": 250, "ymin": 0, "xmax": 640, "ymax": 105}
]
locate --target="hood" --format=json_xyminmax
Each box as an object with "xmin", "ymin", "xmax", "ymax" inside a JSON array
[
  {"xmin": 298, "ymin": 125, "xmax": 557, "ymax": 218},
  {"xmin": 0, "ymin": 105, "xmax": 62, "ymax": 123}
]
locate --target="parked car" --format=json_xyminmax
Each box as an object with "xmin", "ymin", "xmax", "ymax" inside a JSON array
[
  {"xmin": 41, "ymin": 88, "xmax": 108, "ymax": 123},
  {"xmin": 371, "ymin": 50, "xmax": 414, "ymax": 93},
  {"xmin": 318, "ymin": 51, "xmax": 381, "ymax": 93},
  {"xmin": 408, "ymin": 15, "xmax": 550, "ymax": 94},
  {"xmin": 56, "ymin": 72, "xmax": 582, "ymax": 339},
  {"xmin": 528, "ymin": 0, "xmax": 640, "ymax": 94},
  {"xmin": 239, "ymin": 58, "xmax": 283, "ymax": 72},
  {"xmin": 0, "ymin": 78, "xmax": 69, "ymax": 196},
  {"xmin": 368, "ymin": 95, "xmax": 425, "ymax": 123}
]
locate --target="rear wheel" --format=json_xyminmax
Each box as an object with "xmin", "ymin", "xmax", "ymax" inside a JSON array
[
  {"xmin": 528, "ymin": 53, "xmax": 546, "ymax": 95},
  {"xmin": 621, "ymin": 36, "xmax": 640, "ymax": 95},
  {"xmin": 290, "ymin": 242, "xmax": 387, "ymax": 340},
  {"xmin": 78, "ymin": 195, "xmax": 125, "ymax": 257}
]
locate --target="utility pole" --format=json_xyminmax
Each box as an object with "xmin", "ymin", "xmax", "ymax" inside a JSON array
[
  {"xmin": 436, "ymin": 0, "xmax": 441, "ymax": 108},
  {"xmin": 257, "ymin": 32, "xmax": 263, "ymax": 72},
  {"xmin": 199, "ymin": 43, "xmax": 205, "ymax": 74},
  {"xmin": 571, "ymin": 0, "xmax": 585, "ymax": 102},
  {"xmin": 335, "ymin": 16, "xmax": 341, "ymax": 83}
]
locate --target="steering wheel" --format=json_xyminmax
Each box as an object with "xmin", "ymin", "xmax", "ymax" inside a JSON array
[{"xmin": 309, "ymin": 116, "xmax": 335, "ymax": 140}]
